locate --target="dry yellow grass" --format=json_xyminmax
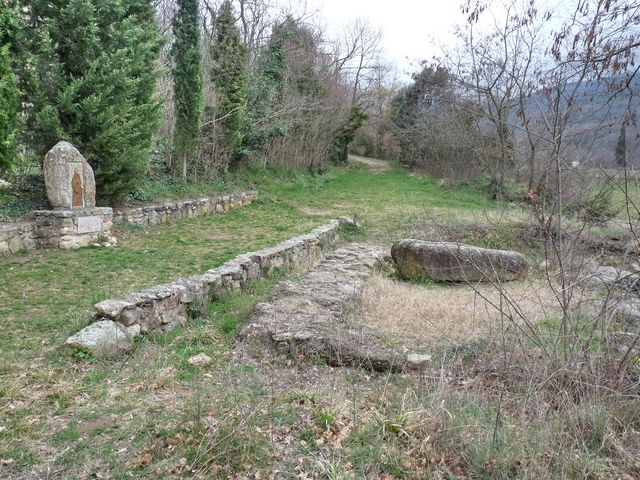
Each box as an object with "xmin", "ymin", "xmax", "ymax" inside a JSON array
[{"xmin": 359, "ymin": 273, "xmax": 561, "ymax": 348}]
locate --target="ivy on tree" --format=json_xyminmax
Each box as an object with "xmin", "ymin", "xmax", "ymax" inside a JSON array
[
  {"xmin": 172, "ymin": 0, "xmax": 203, "ymax": 179},
  {"xmin": 331, "ymin": 106, "xmax": 368, "ymax": 165},
  {"xmin": 19, "ymin": 0, "xmax": 163, "ymax": 203}
]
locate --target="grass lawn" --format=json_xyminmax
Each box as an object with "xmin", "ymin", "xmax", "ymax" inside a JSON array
[{"xmin": 0, "ymin": 158, "xmax": 496, "ymax": 478}]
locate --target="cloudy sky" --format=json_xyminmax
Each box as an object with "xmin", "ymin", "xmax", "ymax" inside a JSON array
[{"xmin": 302, "ymin": 0, "xmax": 466, "ymax": 75}]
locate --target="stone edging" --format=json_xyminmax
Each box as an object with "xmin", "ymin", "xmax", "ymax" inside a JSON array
[{"xmin": 65, "ymin": 217, "xmax": 356, "ymax": 356}]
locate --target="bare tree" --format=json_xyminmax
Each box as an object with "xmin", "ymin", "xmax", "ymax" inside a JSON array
[{"xmin": 333, "ymin": 18, "xmax": 383, "ymax": 106}]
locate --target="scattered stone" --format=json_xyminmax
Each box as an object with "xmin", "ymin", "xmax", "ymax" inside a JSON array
[
  {"xmin": 65, "ymin": 320, "xmax": 133, "ymax": 357},
  {"xmin": 100, "ymin": 236, "xmax": 118, "ymax": 248},
  {"xmin": 391, "ymin": 239, "xmax": 529, "ymax": 282},
  {"xmin": 338, "ymin": 215, "xmax": 360, "ymax": 229},
  {"xmin": 609, "ymin": 331, "xmax": 640, "ymax": 355},
  {"xmin": 588, "ymin": 266, "xmax": 640, "ymax": 292},
  {"xmin": 612, "ymin": 299, "xmax": 640, "ymax": 328},
  {"xmin": 406, "ymin": 353, "xmax": 432, "ymax": 369},
  {"xmin": 43, "ymin": 141, "xmax": 96, "ymax": 209},
  {"xmin": 188, "ymin": 353, "xmax": 212, "ymax": 366}
]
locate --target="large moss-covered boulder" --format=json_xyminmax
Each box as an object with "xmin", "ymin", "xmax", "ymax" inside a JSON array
[{"xmin": 391, "ymin": 239, "xmax": 529, "ymax": 282}]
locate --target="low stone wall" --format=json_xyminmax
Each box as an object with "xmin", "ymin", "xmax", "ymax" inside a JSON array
[
  {"xmin": 66, "ymin": 217, "xmax": 356, "ymax": 356},
  {"xmin": 0, "ymin": 191, "xmax": 257, "ymax": 255},
  {"xmin": 112, "ymin": 191, "xmax": 258, "ymax": 228},
  {"xmin": 239, "ymin": 243, "xmax": 431, "ymax": 372},
  {"xmin": 0, "ymin": 222, "xmax": 37, "ymax": 254},
  {"xmin": 1, "ymin": 208, "xmax": 114, "ymax": 254},
  {"xmin": 32, "ymin": 207, "xmax": 114, "ymax": 250}
]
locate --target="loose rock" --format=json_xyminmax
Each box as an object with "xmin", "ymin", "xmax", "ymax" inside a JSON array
[
  {"xmin": 588, "ymin": 266, "xmax": 640, "ymax": 292},
  {"xmin": 391, "ymin": 239, "xmax": 529, "ymax": 282},
  {"xmin": 65, "ymin": 320, "xmax": 133, "ymax": 357},
  {"xmin": 612, "ymin": 299, "xmax": 640, "ymax": 328},
  {"xmin": 188, "ymin": 353, "xmax": 212, "ymax": 366}
]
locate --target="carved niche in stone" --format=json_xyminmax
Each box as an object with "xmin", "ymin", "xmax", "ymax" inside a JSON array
[{"xmin": 43, "ymin": 141, "xmax": 96, "ymax": 209}]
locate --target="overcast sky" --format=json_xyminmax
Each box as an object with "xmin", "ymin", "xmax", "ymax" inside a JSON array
[{"xmin": 302, "ymin": 0, "xmax": 465, "ymax": 76}]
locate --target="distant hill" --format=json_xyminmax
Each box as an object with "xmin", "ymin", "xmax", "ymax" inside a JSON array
[{"xmin": 520, "ymin": 76, "xmax": 640, "ymax": 167}]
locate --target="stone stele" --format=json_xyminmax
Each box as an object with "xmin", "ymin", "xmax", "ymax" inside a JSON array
[{"xmin": 43, "ymin": 141, "xmax": 96, "ymax": 209}]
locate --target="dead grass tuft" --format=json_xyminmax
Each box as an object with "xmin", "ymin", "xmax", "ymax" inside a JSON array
[{"xmin": 359, "ymin": 272, "xmax": 560, "ymax": 348}]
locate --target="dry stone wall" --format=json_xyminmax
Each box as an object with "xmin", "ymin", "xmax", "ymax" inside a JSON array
[
  {"xmin": 66, "ymin": 217, "xmax": 356, "ymax": 356},
  {"xmin": 32, "ymin": 207, "xmax": 114, "ymax": 250},
  {"xmin": 112, "ymin": 192, "xmax": 257, "ymax": 228},
  {"xmin": 0, "ymin": 222, "xmax": 37, "ymax": 254},
  {"xmin": 0, "ymin": 192, "xmax": 257, "ymax": 255},
  {"xmin": 0, "ymin": 208, "xmax": 114, "ymax": 254}
]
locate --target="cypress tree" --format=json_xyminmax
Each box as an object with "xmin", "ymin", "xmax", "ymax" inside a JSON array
[
  {"xmin": 615, "ymin": 122, "xmax": 627, "ymax": 168},
  {"xmin": 172, "ymin": 0, "xmax": 203, "ymax": 179},
  {"xmin": 210, "ymin": 0, "xmax": 249, "ymax": 168},
  {"xmin": 20, "ymin": 0, "xmax": 163, "ymax": 203},
  {"xmin": 0, "ymin": 1, "xmax": 19, "ymax": 172}
]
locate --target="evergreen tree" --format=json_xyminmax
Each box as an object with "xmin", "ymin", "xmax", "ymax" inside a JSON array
[
  {"xmin": 172, "ymin": 0, "xmax": 203, "ymax": 179},
  {"xmin": 210, "ymin": 0, "xmax": 249, "ymax": 168},
  {"xmin": 0, "ymin": 1, "xmax": 19, "ymax": 172},
  {"xmin": 20, "ymin": 0, "xmax": 163, "ymax": 203},
  {"xmin": 616, "ymin": 122, "xmax": 627, "ymax": 168}
]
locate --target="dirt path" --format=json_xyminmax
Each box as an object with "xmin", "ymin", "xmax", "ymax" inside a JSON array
[{"xmin": 349, "ymin": 154, "xmax": 391, "ymax": 173}]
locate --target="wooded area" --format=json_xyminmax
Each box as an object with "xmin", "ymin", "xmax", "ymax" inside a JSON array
[{"xmin": 0, "ymin": 0, "xmax": 388, "ymax": 203}]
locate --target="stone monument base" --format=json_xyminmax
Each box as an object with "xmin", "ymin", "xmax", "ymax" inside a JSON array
[{"xmin": 31, "ymin": 207, "xmax": 116, "ymax": 250}]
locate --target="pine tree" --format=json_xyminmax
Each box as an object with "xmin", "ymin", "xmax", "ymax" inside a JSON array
[
  {"xmin": 0, "ymin": 1, "xmax": 19, "ymax": 172},
  {"xmin": 172, "ymin": 0, "xmax": 203, "ymax": 179},
  {"xmin": 20, "ymin": 0, "xmax": 163, "ymax": 203},
  {"xmin": 210, "ymin": 0, "xmax": 249, "ymax": 168}
]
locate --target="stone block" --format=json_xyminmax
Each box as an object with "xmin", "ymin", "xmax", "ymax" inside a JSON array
[
  {"xmin": 65, "ymin": 320, "xmax": 132, "ymax": 357},
  {"xmin": 8, "ymin": 236, "xmax": 24, "ymax": 254}
]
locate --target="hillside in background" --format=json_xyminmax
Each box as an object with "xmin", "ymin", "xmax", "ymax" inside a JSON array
[{"xmin": 524, "ymin": 77, "xmax": 640, "ymax": 167}]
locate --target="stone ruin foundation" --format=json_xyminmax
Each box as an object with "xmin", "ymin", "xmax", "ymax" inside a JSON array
[{"xmin": 65, "ymin": 217, "xmax": 356, "ymax": 357}]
